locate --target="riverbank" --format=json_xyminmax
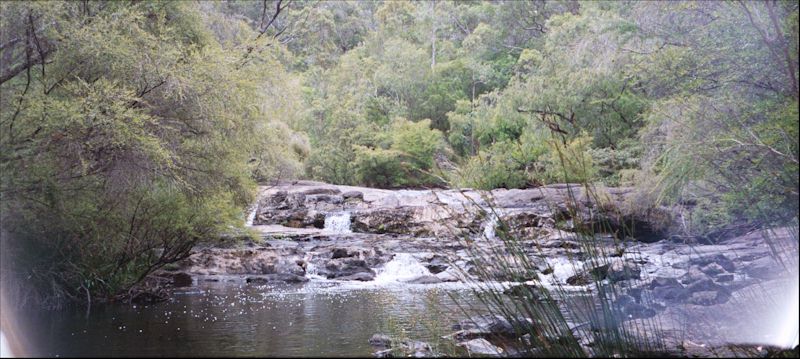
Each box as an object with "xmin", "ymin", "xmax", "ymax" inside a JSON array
[{"xmin": 147, "ymin": 181, "xmax": 799, "ymax": 357}]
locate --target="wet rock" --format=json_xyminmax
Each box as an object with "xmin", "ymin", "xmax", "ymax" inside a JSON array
[
  {"xmin": 699, "ymin": 262, "xmax": 727, "ymax": 277},
  {"xmin": 607, "ymin": 259, "xmax": 640, "ymax": 283},
  {"xmin": 304, "ymin": 211, "xmax": 327, "ymax": 229},
  {"xmin": 245, "ymin": 273, "xmax": 309, "ymax": 284},
  {"xmin": 688, "ymin": 290, "xmax": 730, "ymax": 306},
  {"xmin": 321, "ymin": 258, "xmax": 376, "ymax": 279},
  {"xmin": 405, "ymin": 275, "xmax": 442, "ymax": 284},
  {"xmin": 649, "ymin": 277, "xmax": 688, "ymax": 302},
  {"xmin": 401, "ymin": 340, "xmax": 434, "ymax": 357},
  {"xmin": 331, "ymin": 248, "xmax": 352, "ymax": 259},
  {"xmin": 566, "ymin": 264, "xmax": 609, "ymax": 285},
  {"xmin": 715, "ymin": 273, "xmax": 734, "ymax": 282},
  {"xmin": 425, "ymin": 255, "xmax": 449, "ymax": 274},
  {"xmin": 442, "ymin": 329, "xmax": 489, "ymax": 342},
  {"xmin": 689, "ymin": 254, "xmax": 735, "ymax": 273},
  {"xmin": 369, "ymin": 334, "xmax": 434, "ymax": 357},
  {"xmin": 369, "ymin": 334, "xmax": 393, "ymax": 349},
  {"xmin": 452, "ymin": 314, "xmax": 531, "ymax": 338},
  {"xmin": 169, "ymin": 272, "xmax": 193, "ymax": 287},
  {"xmin": 457, "ymin": 338, "xmax": 503, "ymax": 356},
  {"xmin": 652, "ymin": 284, "xmax": 689, "ymax": 302},
  {"xmin": 373, "ymin": 349, "xmax": 392, "ymax": 358},
  {"xmin": 337, "ymin": 272, "xmax": 375, "ymax": 281},
  {"xmin": 435, "ymin": 270, "xmax": 460, "ymax": 282},
  {"xmin": 680, "ymin": 265, "xmax": 710, "ymax": 285},
  {"xmin": 685, "ymin": 279, "xmax": 731, "ymax": 305}
]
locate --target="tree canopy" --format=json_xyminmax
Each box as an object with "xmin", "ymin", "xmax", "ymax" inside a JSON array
[{"xmin": 1, "ymin": 0, "xmax": 797, "ymax": 304}]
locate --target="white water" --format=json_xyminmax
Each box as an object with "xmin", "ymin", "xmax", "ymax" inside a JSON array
[
  {"xmin": 544, "ymin": 256, "xmax": 584, "ymax": 286},
  {"xmin": 483, "ymin": 215, "xmax": 498, "ymax": 240},
  {"xmin": 323, "ymin": 212, "xmax": 352, "ymax": 234},
  {"xmin": 481, "ymin": 209, "xmax": 505, "ymax": 241},
  {"xmin": 374, "ymin": 253, "xmax": 431, "ymax": 283},
  {"xmin": 303, "ymin": 256, "xmax": 327, "ymax": 281},
  {"xmin": 244, "ymin": 204, "xmax": 258, "ymax": 227}
]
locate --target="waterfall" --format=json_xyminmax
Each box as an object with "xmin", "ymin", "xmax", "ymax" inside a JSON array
[
  {"xmin": 482, "ymin": 212, "xmax": 500, "ymax": 240},
  {"xmin": 304, "ymin": 255, "xmax": 327, "ymax": 280},
  {"xmin": 244, "ymin": 204, "xmax": 258, "ymax": 227},
  {"xmin": 323, "ymin": 212, "xmax": 352, "ymax": 234},
  {"xmin": 374, "ymin": 253, "xmax": 431, "ymax": 283}
]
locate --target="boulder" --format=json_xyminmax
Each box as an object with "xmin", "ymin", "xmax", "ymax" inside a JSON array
[
  {"xmin": 689, "ymin": 254, "xmax": 735, "ymax": 273},
  {"xmin": 457, "ymin": 338, "xmax": 503, "ymax": 356},
  {"xmin": 607, "ymin": 259, "xmax": 640, "ymax": 282},
  {"xmin": 715, "ymin": 273, "xmax": 734, "ymax": 282},
  {"xmin": 699, "ymin": 262, "xmax": 727, "ymax": 277},
  {"xmin": 685, "ymin": 279, "xmax": 731, "ymax": 305},
  {"xmin": 649, "ymin": 277, "xmax": 688, "ymax": 302},
  {"xmin": 680, "ymin": 265, "xmax": 710, "ymax": 285},
  {"xmin": 321, "ymin": 258, "xmax": 376, "ymax": 279},
  {"xmin": 332, "ymin": 248, "xmax": 352, "ymax": 259}
]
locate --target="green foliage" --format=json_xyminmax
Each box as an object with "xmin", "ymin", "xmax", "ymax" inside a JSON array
[
  {"xmin": 351, "ymin": 118, "xmax": 444, "ymax": 188},
  {"xmin": 0, "ymin": 1, "xmax": 304, "ymax": 304},
  {"xmin": 453, "ymin": 141, "xmax": 532, "ymax": 190},
  {"xmin": 2, "ymin": 0, "xmax": 797, "ymax": 306},
  {"xmin": 542, "ymin": 133, "xmax": 597, "ymax": 184}
]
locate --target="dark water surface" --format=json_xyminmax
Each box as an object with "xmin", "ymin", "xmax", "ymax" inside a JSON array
[{"xmin": 25, "ymin": 280, "xmax": 482, "ymax": 357}]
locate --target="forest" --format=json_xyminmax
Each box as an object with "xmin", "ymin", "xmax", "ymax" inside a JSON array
[{"xmin": 0, "ymin": 0, "xmax": 798, "ymax": 348}]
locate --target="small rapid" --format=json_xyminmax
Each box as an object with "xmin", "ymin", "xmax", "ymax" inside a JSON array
[
  {"xmin": 324, "ymin": 212, "xmax": 352, "ymax": 234},
  {"xmin": 374, "ymin": 253, "xmax": 431, "ymax": 283},
  {"xmin": 244, "ymin": 204, "xmax": 258, "ymax": 226}
]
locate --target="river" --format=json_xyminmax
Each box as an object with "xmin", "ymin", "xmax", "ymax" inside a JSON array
[{"xmin": 23, "ymin": 280, "xmax": 487, "ymax": 357}]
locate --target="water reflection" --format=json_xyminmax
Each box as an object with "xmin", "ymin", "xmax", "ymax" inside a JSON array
[{"xmin": 24, "ymin": 282, "xmax": 476, "ymax": 357}]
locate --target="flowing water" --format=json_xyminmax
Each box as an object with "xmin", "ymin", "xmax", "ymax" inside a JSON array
[
  {"xmin": 374, "ymin": 254, "xmax": 432, "ymax": 283},
  {"xmin": 323, "ymin": 212, "xmax": 352, "ymax": 234}
]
